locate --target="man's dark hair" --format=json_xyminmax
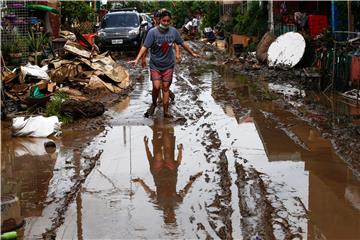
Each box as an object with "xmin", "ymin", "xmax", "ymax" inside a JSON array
[
  {"xmin": 154, "ymin": 11, "xmax": 160, "ymax": 18},
  {"xmin": 159, "ymin": 9, "xmax": 171, "ymax": 19}
]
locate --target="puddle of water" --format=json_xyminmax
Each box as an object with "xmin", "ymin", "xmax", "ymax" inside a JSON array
[
  {"xmin": 1, "ymin": 127, "xmax": 104, "ymax": 238},
  {"xmin": 220, "ymin": 67, "xmax": 360, "ymax": 239},
  {"xmin": 2, "ymin": 63, "xmax": 359, "ymax": 239},
  {"xmin": 57, "ymin": 124, "xmax": 213, "ymax": 239}
]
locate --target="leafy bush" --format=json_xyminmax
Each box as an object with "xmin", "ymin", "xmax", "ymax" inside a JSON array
[
  {"xmin": 2, "ymin": 32, "xmax": 28, "ymax": 54},
  {"xmin": 61, "ymin": 1, "xmax": 95, "ymax": 29},
  {"xmin": 44, "ymin": 91, "xmax": 73, "ymax": 124},
  {"xmin": 27, "ymin": 31, "xmax": 49, "ymax": 52},
  {"xmin": 198, "ymin": 1, "xmax": 220, "ymax": 30},
  {"xmin": 233, "ymin": 1, "xmax": 268, "ymax": 38}
]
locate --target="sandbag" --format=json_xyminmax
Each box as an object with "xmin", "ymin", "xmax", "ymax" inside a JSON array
[
  {"xmin": 256, "ymin": 31, "xmax": 276, "ymax": 63},
  {"xmin": 12, "ymin": 116, "xmax": 61, "ymax": 137}
]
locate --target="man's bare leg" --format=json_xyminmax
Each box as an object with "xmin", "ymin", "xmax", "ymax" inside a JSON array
[
  {"xmin": 144, "ymin": 80, "xmax": 161, "ymax": 117},
  {"xmin": 162, "ymin": 82, "xmax": 172, "ymax": 118}
]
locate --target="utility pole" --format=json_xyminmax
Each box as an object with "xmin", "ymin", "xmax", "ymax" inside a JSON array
[
  {"xmin": 268, "ymin": 0, "xmax": 274, "ymax": 33},
  {"xmin": 348, "ymin": 0, "xmax": 352, "ymax": 37}
]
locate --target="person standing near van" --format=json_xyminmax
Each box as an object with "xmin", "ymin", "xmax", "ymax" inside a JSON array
[
  {"xmin": 129, "ymin": 9, "xmax": 199, "ymax": 118},
  {"xmin": 142, "ymin": 10, "xmax": 179, "ymax": 104}
]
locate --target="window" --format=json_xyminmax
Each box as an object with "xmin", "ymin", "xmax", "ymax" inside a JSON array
[{"xmin": 103, "ymin": 13, "xmax": 139, "ymax": 28}]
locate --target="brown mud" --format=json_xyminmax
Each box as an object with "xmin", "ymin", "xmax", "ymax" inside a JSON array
[{"xmin": 2, "ymin": 41, "xmax": 360, "ymax": 239}]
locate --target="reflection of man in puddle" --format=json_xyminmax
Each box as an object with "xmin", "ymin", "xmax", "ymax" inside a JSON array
[{"xmin": 133, "ymin": 123, "xmax": 202, "ymax": 224}]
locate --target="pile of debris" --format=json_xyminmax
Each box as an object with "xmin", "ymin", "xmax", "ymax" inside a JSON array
[{"xmin": 1, "ymin": 31, "xmax": 130, "ymax": 121}]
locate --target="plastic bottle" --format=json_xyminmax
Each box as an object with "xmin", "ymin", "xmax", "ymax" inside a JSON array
[{"xmin": 1, "ymin": 231, "xmax": 17, "ymax": 240}]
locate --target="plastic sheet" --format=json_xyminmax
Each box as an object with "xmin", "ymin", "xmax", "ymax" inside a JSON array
[
  {"xmin": 12, "ymin": 116, "xmax": 61, "ymax": 137},
  {"xmin": 267, "ymin": 32, "xmax": 306, "ymax": 69}
]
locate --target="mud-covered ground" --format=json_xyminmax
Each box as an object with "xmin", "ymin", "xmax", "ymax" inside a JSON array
[
  {"xmin": 225, "ymin": 53, "xmax": 360, "ymax": 179},
  {"xmin": 2, "ymin": 40, "xmax": 360, "ymax": 239},
  {"xmin": 62, "ymin": 41, "xmax": 360, "ymax": 178}
]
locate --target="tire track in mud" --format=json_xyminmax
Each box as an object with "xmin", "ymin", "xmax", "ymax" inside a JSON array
[
  {"xmin": 233, "ymin": 151, "xmax": 306, "ymax": 240},
  {"xmin": 179, "ymin": 53, "xmax": 240, "ymax": 239},
  {"xmin": 196, "ymin": 122, "xmax": 306, "ymax": 239},
  {"xmin": 175, "ymin": 71, "xmax": 206, "ymax": 125},
  {"xmin": 234, "ymin": 161, "xmax": 275, "ymax": 240},
  {"xmin": 200, "ymin": 124, "xmax": 233, "ymax": 240},
  {"xmin": 175, "ymin": 62, "xmax": 234, "ymax": 239},
  {"xmin": 182, "ymin": 50, "xmax": 306, "ymax": 239}
]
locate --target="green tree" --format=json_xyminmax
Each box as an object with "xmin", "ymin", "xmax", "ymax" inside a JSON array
[
  {"xmin": 233, "ymin": 1, "xmax": 267, "ymax": 38},
  {"xmin": 61, "ymin": 1, "xmax": 95, "ymax": 28},
  {"xmin": 103, "ymin": 1, "xmax": 220, "ymax": 30},
  {"xmin": 198, "ymin": 1, "xmax": 220, "ymax": 30}
]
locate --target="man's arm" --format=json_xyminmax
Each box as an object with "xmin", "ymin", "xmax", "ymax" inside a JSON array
[
  {"xmin": 181, "ymin": 42, "xmax": 199, "ymax": 58},
  {"xmin": 132, "ymin": 178, "xmax": 156, "ymax": 200},
  {"xmin": 175, "ymin": 43, "xmax": 181, "ymax": 63},
  {"xmin": 128, "ymin": 46, "xmax": 148, "ymax": 66},
  {"xmin": 178, "ymin": 171, "xmax": 203, "ymax": 198},
  {"xmin": 141, "ymin": 48, "xmax": 149, "ymax": 67}
]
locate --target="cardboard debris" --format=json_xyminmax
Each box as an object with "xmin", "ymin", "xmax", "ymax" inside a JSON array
[
  {"xmin": 60, "ymin": 30, "xmax": 76, "ymax": 41},
  {"xmin": 58, "ymin": 86, "xmax": 83, "ymax": 96},
  {"xmin": 47, "ymin": 82, "xmax": 56, "ymax": 92},
  {"xmin": 50, "ymin": 40, "xmax": 130, "ymax": 93},
  {"xmin": 49, "ymin": 59, "xmax": 74, "ymax": 69},
  {"xmin": 63, "ymin": 41, "xmax": 91, "ymax": 59},
  {"xmin": 80, "ymin": 52, "xmax": 129, "ymax": 83},
  {"xmin": 1, "ymin": 67, "xmax": 17, "ymax": 84},
  {"xmin": 48, "ymin": 60, "xmax": 82, "ymax": 83},
  {"xmin": 88, "ymin": 75, "xmax": 124, "ymax": 93},
  {"xmin": 3, "ymin": 33, "xmax": 131, "ymax": 117},
  {"xmin": 231, "ymin": 34, "xmax": 252, "ymax": 47}
]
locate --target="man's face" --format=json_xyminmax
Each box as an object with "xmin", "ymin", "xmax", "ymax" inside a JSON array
[{"xmin": 159, "ymin": 16, "xmax": 171, "ymax": 27}]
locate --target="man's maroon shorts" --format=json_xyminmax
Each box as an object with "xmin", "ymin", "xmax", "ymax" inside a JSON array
[{"xmin": 150, "ymin": 68, "xmax": 174, "ymax": 83}]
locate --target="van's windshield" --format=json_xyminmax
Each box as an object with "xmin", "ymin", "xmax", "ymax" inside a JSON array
[{"xmin": 102, "ymin": 13, "xmax": 139, "ymax": 28}]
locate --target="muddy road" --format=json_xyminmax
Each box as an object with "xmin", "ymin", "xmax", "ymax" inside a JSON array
[{"xmin": 2, "ymin": 41, "xmax": 360, "ymax": 239}]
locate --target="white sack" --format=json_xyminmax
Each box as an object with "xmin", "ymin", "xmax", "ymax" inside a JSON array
[{"xmin": 12, "ymin": 116, "xmax": 61, "ymax": 137}]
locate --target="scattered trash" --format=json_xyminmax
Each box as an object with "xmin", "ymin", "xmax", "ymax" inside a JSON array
[
  {"xmin": 12, "ymin": 116, "xmax": 61, "ymax": 137},
  {"xmin": 1, "ymin": 65, "xmax": 17, "ymax": 84},
  {"xmin": 267, "ymin": 32, "xmax": 306, "ymax": 69},
  {"xmin": 268, "ymin": 82, "xmax": 305, "ymax": 97},
  {"xmin": 63, "ymin": 40, "xmax": 92, "ymax": 59},
  {"xmin": 25, "ymin": 81, "xmax": 54, "ymax": 107},
  {"xmin": 1, "ymin": 231, "xmax": 17, "ymax": 240},
  {"xmin": 19, "ymin": 63, "xmax": 49, "ymax": 82},
  {"xmin": 341, "ymin": 89, "xmax": 360, "ymax": 101}
]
